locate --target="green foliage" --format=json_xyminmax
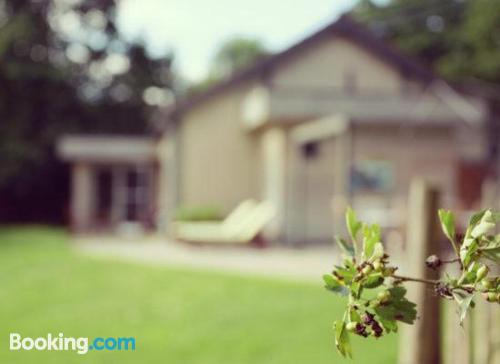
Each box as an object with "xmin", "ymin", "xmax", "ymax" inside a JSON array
[
  {"xmin": 438, "ymin": 209, "xmax": 460, "ymax": 258},
  {"xmin": 211, "ymin": 37, "xmax": 269, "ymax": 79},
  {"xmin": 325, "ymin": 208, "xmax": 417, "ymax": 357},
  {"xmin": 0, "ymin": 0, "xmax": 175, "ymax": 223},
  {"xmin": 353, "ymin": 0, "xmax": 500, "ymax": 83},
  {"xmin": 438, "ymin": 209, "xmax": 455, "ymax": 243},
  {"xmin": 190, "ymin": 37, "xmax": 269, "ymax": 93},
  {"xmin": 175, "ymin": 205, "xmax": 223, "ymax": 222},
  {"xmin": 325, "ymin": 207, "xmax": 500, "ymax": 357},
  {"xmin": 345, "ymin": 207, "xmax": 362, "ymax": 255},
  {"xmin": 334, "ymin": 320, "xmax": 352, "ymax": 358},
  {"xmin": 323, "ymin": 274, "xmax": 349, "ymax": 296},
  {"xmin": 374, "ymin": 287, "xmax": 417, "ymax": 325},
  {"xmin": 362, "ymin": 224, "xmax": 381, "ymax": 260},
  {"xmin": 335, "ymin": 236, "xmax": 355, "ymax": 257}
]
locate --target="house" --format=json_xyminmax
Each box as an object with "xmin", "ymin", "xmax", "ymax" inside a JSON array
[
  {"xmin": 58, "ymin": 15, "xmax": 490, "ymax": 244},
  {"xmin": 57, "ymin": 136, "xmax": 160, "ymax": 234}
]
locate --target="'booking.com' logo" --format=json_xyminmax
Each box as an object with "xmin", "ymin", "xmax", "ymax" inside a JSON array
[{"xmin": 10, "ymin": 333, "xmax": 136, "ymax": 355}]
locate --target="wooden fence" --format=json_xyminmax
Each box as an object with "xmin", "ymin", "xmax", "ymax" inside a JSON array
[{"xmin": 399, "ymin": 179, "xmax": 500, "ymax": 364}]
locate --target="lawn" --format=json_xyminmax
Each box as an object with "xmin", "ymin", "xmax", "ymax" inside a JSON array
[{"xmin": 0, "ymin": 227, "xmax": 398, "ymax": 363}]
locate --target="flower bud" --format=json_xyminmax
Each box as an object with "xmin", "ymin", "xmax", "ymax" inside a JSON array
[
  {"xmin": 373, "ymin": 260, "xmax": 384, "ymax": 271},
  {"xmin": 362, "ymin": 312, "xmax": 375, "ymax": 325},
  {"xmin": 382, "ymin": 267, "xmax": 397, "ymax": 276},
  {"xmin": 371, "ymin": 321, "xmax": 383, "ymax": 337},
  {"xmin": 483, "ymin": 292, "xmax": 497, "ymax": 302},
  {"xmin": 362, "ymin": 265, "xmax": 372, "ymax": 275},
  {"xmin": 354, "ymin": 323, "xmax": 368, "ymax": 337},
  {"xmin": 346, "ymin": 322, "xmax": 357, "ymax": 332},
  {"xmin": 476, "ymin": 265, "xmax": 489, "ymax": 282},
  {"xmin": 425, "ymin": 255, "xmax": 442, "ymax": 270},
  {"xmin": 377, "ymin": 290, "xmax": 391, "ymax": 303},
  {"xmin": 372, "ymin": 242, "xmax": 385, "ymax": 260},
  {"xmin": 481, "ymin": 278, "xmax": 492, "ymax": 291}
]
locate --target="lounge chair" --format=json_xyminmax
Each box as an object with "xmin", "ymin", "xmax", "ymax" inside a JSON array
[{"xmin": 174, "ymin": 200, "xmax": 276, "ymax": 245}]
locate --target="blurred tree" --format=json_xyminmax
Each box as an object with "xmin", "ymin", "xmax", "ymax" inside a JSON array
[
  {"xmin": 442, "ymin": 0, "xmax": 500, "ymax": 83},
  {"xmin": 0, "ymin": 0, "xmax": 175, "ymax": 223},
  {"xmin": 211, "ymin": 37, "xmax": 269, "ymax": 78},
  {"xmin": 353, "ymin": 0, "xmax": 500, "ymax": 83},
  {"xmin": 189, "ymin": 37, "xmax": 269, "ymax": 93}
]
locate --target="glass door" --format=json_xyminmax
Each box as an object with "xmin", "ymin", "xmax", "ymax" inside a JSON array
[{"xmin": 112, "ymin": 165, "xmax": 152, "ymax": 227}]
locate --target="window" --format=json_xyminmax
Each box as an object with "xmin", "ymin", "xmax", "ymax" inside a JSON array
[
  {"xmin": 351, "ymin": 159, "xmax": 394, "ymax": 193},
  {"xmin": 301, "ymin": 142, "xmax": 320, "ymax": 159},
  {"xmin": 124, "ymin": 167, "xmax": 150, "ymax": 222}
]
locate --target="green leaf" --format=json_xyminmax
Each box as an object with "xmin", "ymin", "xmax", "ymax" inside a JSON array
[
  {"xmin": 471, "ymin": 221, "xmax": 495, "ymax": 239},
  {"xmin": 375, "ymin": 287, "xmax": 417, "ymax": 325},
  {"xmin": 346, "ymin": 207, "xmax": 362, "ymax": 245},
  {"xmin": 349, "ymin": 307, "xmax": 361, "ymax": 323},
  {"xmin": 460, "ymin": 272, "xmax": 476, "ymax": 285},
  {"xmin": 334, "ymin": 320, "xmax": 352, "ymax": 358},
  {"xmin": 323, "ymin": 274, "xmax": 340, "ymax": 288},
  {"xmin": 371, "ymin": 242, "xmax": 385, "ymax": 261},
  {"xmin": 476, "ymin": 209, "xmax": 497, "ymax": 224},
  {"xmin": 481, "ymin": 245, "xmax": 500, "ymax": 263},
  {"xmin": 469, "ymin": 209, "xmax": 487, "ymax": 227},
  {"xmin": 388, "ymin": 286, "xmax": 407, "ymax": 300},
  {"xmin": 335, "ymin": 236, "xmax": 355, "ymax": 257},
  {"xmin": 362, "ymin": 273, "xmax": 384, "ymax": 289},
  {"xmin": 466, "ymin": 209, "xmax": 498, "ymax": 240},
  {"xmin": 438, "ymin": 209, "xmax": 456, "ymax": 244},
  {"xmin": 378, "ymin": 316, "xmax": 398, "ymax": 333},
  {"xmin": 479, "ymin": 235, "xmax": 500, "ymax": 263},
  {"xmin": 459, "ymin": 262, "xmax": 479, "ymax": 285},
  {"xmin": 350, "ymin": 281, "xmax": 362, "ymax": 298},
  {"xmin": 323, "ymin": 274, "xmax": 349, "ymax": 296},
  {"xmin": 452, "ymin": 289, "xmax": 474, "ymax": 325},
  {"xmin": 362, "ymin": 223, "xmax": 381, "ymax": 260},
  {"xmin": 460, "ymin": 238, "xmax": 479, "ymax": 267},
  {"xmin": 333, "ymin": 262, "xmax": 357, "ymax": 285}
]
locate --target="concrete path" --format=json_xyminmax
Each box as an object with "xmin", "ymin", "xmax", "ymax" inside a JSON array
[{"xmin": 73, "ymin": 235, "xmax": 339, "ymax": 283}]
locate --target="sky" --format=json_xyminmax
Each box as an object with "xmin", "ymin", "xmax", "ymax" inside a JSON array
[{"xmin": 116, "ymin": 0, "xmax": 360, "ymax": 82}]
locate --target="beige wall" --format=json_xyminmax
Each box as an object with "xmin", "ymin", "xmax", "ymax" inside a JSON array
[
  {"xmin": 351, "ymin": 124, "xmax": 458, "ymax": 214},
  {"xmin": 173, "ymin": 34, "xmax": 461, "ymax": 244},
  {"xmin": 178, "ymin": 84, "xmax": 259, "ymax": 213},
  {"xmin": 260, "ymin": 127, "xmax": 288, "ymax": 239},
  {"xmin": 287, "ymin": 136, "xmax": 337, "ymax": 243},
  {"xmin": 284, "ymin": 123, "xmax": 459, "ymax": 243},
  {"xmin": 271, "ymin": 36, "xmax": 421, "ymax": 93}
]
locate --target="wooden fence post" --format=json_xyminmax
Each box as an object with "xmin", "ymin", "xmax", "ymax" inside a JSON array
[
  {"xmin": 480, "ymin": 178, "xmax": 500, "ymax": 364},
  {"xmin": 399, "ymin": 179, "xmax": 441, "ymax": 364}
]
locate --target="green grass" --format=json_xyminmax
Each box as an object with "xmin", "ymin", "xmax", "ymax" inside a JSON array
[{"xmin": 0, "ymin": 226, "xmax": 398, "ymax": 363}]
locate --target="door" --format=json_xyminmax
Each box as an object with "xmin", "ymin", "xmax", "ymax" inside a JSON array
[
  {"xmin": 112, "ymin": 165, "xmax": 153, "ymax": 228},
  {"xmin": 289, "ymin": 139, "xmax": 336, "ymax": 244},
  {"xmin": 95, "ymin": 168, "xmax": 113, "ymax": 228}
]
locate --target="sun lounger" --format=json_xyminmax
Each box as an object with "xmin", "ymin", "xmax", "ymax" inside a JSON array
[{"xmin": 174, "ymin": 200, "xmax": 275, "ymax": 245}]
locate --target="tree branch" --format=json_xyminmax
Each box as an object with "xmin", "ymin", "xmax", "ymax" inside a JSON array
[
  {"xmin": 392, "ymin": 274, "xmax": 439, "ymax": 285},
  {"xmin": 441, "ymin": 257, "xmax": 461, "ymax": 264}
]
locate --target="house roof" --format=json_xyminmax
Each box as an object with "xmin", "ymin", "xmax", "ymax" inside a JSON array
[
  {"xmin": 57, "ymin": 135, "xmax": 158, "ymax": 163},
  {"xmin": 167, "ymin": 14, "xmax": 436, "ymax": 119}
]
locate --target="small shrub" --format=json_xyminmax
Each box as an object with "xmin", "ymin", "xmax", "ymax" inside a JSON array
[
  {"xmin": 175, "ymin": 205, "xmax": 223, "ymax": 222},
  {"xmin": 324, "ymin": 208, "xmax": 500, "ymax": 358}
]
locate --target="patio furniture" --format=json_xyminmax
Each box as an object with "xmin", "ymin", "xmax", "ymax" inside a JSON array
[{"xmin": 174, "ymin": 200, "xmax": 276, "ymax": 245}]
